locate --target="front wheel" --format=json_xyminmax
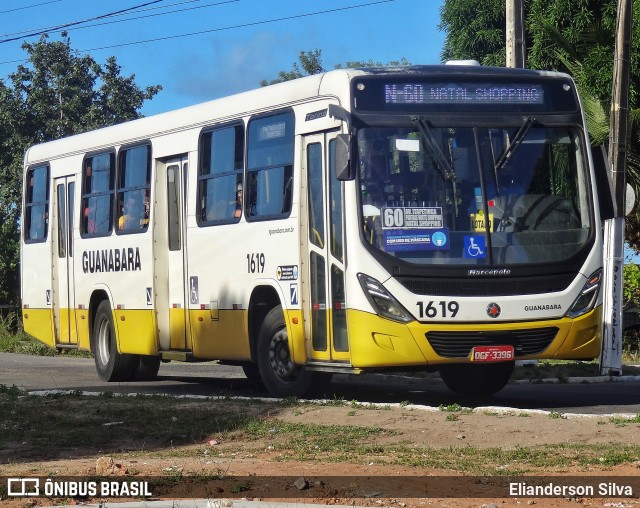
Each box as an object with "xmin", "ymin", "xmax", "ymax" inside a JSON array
[
  {"xmin": 92, "ymin": 301, "xmax": 135, "ymax": 382},
  {"xmin": 133, "ymin": 355, "xmax": 161, "ymax": 381},
  {"xmin": 439, "ymin": 361, "xmax": 515, "ymax": 398},
  {"xmin": 257, "ymin": 305, "xmax": 312, "ymax": 397}
]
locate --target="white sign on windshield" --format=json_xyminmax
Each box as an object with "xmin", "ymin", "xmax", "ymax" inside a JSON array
[{"xmin": 395, "ymin": 139, "xmax": 420, "ymax": 152}]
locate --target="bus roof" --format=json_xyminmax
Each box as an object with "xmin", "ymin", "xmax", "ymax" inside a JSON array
[{"xmin": 24, "ymin": 65, "xmax": 571, "ymax": 165}]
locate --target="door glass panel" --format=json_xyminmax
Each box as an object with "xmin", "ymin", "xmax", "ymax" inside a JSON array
[
  {"xmin": 310, "ymin": 251, "xmax": 327, "ymax": 351},
  {"xmin": 307, "ymin": 143, "xmax": 324, "ymax": 248},
  {"xmin": 331, "ymin": 264, "xmax": 348, "ymax": 351},
  {"xmin": 329, "ymin": 139, "xmax": 343, "ymax": 261},
  {"xmin": 57, "ymin": 184, "xmax": 66, "ymax": 258},
  {"xmin": 68, "ymin": 183, "xmax": 74, "ymax": 257},
  {"xmin": 167, "ymin": 165, "xmax": 181, "ymax": 251}
]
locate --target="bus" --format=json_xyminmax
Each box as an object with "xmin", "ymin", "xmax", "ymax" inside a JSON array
[{"xmin": 21, "ymin": 63, "xmax": 613, "ymax": 397}]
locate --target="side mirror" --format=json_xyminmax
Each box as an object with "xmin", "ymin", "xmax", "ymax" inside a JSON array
[{"xmin": 335, "ymin": 134, "xmax": 355, "ymax": 181}]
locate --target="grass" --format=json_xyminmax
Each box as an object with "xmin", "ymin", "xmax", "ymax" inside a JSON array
[{"xmin": 2, "ymin": 388, "xmax": 638, "ymax": 476}]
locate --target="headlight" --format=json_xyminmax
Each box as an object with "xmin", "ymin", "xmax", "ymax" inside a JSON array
[
  {"xmin": 357, "ymin": 273, "xmax": 414, "ymax": 323},
  {"xmin": 565, "ymin": 269, "xmax": 602, "ymax": 318}
]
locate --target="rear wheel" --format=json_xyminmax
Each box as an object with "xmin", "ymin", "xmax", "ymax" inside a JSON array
[
  {"xmin": 439, "ymin": 361, "xmax": 515, "ymax": 398},
  {"xmin": 92, "ymin": 301, "xmax": 135, "ymax": 382},
  {"xmin": 257, "ymin": 305, "xmax": 312, "ymax": 397}
]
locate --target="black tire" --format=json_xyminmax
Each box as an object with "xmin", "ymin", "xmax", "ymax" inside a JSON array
[
  {"xmin": 92, "ymin": 300, "xmax": 136, "ymax": 382},
  {"xmin": 241, "ymin": 363, "xmax": 262, "ymax": 384},
  {"xmin": 133, "ymin": 355, "xmax": 161, "ymax": 381},
  {"xmin": 257, "ymin": 305, "xmax": 313, "ymax": 397},
  {"xmin": 439, "ymin": 361, "xmax": 515, "ymax": 398}
]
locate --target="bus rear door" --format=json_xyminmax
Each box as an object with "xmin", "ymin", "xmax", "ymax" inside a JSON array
[
  {"xmin": 303, "ymin": 133, "xmax": 349, "ymax": 363},
  {"xmin": 155, "ymin": 156, "xmax": 192, "ymax": 354},
  {"xmin": 51, "ymin": 175, "xmax": 78, "ymax": 345}
]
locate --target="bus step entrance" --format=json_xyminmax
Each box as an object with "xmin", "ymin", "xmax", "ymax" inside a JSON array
[{"xmin": 160, "ymin": 350, "xmax": 193, "ymax": 362}]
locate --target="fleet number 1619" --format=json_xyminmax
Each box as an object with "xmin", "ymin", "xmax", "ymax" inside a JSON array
[{"xmin": 416, "ymin": 300, "xmax": 459, "ymax": 319}]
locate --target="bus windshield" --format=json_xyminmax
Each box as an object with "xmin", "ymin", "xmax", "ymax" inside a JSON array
[{"xmin": 357, "ymin": 123, "xmax": 591, "ymax": 266}]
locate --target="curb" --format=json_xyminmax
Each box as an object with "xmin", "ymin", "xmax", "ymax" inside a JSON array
[{"xmin": 334, "ymin": 371, "xmax": 640, "ymax": 387}]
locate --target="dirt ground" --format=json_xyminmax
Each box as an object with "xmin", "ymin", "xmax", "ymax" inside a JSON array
[{"xmin": 2, "ymin": 401, "xmax": 640, "ymax": 508}]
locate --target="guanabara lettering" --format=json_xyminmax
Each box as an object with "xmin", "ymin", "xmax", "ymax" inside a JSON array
[
  {"xmin": 82, "ymin": 248, "xmax": 142, "ymax": 273},
  {"xmin": 524, "ymin": 304, "xmax": 562, "ymax": 311}
]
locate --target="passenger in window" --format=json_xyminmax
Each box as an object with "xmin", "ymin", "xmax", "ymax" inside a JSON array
[
  {"xmin": 119, "ymin": 193, "xmax": 146, "ymax": 230},
  {"xmin": 84, "ymin": 204, "xmax": 96, "ymax": 234},
  {"xmin": 234, "ymin": 183, "xmax": 243, "ymax": 218}
]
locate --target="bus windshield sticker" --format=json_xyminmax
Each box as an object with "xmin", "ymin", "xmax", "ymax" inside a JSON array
[
  {"xmin": 470, "ymin": 211, "xmax": 494, "ymax": 232},
  {"xmin": 383, "ymin": 228, "xmax": 449, "ymax": 252},
  {"xmin": 464, "ymin": 235, "xmax": 487, "ymax": 259},
  {"xmin": 382, "ymin": 207, "xmax": 443, "ymax": 229}
]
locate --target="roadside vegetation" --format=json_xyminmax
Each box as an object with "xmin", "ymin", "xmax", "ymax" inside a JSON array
[{"xmin": 1, "ymin": 385, "xmax": 639, "ymax": 477}]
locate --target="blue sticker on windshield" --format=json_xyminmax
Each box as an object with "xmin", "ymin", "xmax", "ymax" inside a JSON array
[
  {"xmin": 384, "ymin": 229, "xmax": 449, "ymax": 252},
  {"xmin": 464, "ymin": 235, "xmax": 486, "ymax": 258}
]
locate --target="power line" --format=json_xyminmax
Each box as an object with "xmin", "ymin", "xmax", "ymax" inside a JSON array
[
  {"xmin": 0, "ymin": 0, "xmax": 207, "ymax": 39},
  {"xmin": 0, "ymin": 0, "xmax": 398, "ymax": 67},
  {"xmin": 83, "ymin": 0, "xmax": 398, "ymax": 53},
  {"xmin": 0, "ymin": 0, "xmax": 62, "ymax": 15},
  {"xmin": 1, "ymin": 0, "xmax": 240, "ymax": 40},
  {"xmin": 0, "ymin": 0, "xmax": 166, "ymax": 44}
]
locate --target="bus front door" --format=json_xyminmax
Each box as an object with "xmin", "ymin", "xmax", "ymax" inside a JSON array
[
  {"xmin": 52, "ymin": 175, "xmax": 78, "ymax": 345},
  {"xmin": 303, "ymin": 133, "xmax": 349, "ymax": 363}
]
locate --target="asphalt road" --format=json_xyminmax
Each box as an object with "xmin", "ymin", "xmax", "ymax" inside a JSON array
[{"xmin": 1, "ymin": 352, "xmax": 639, "ymax": 415}]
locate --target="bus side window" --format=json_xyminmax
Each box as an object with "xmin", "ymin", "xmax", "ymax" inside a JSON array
[
  {"xmin": 117, "ymin": 145, "xmax": 151, "ymax": 233},
  {"xmin": 81, "ymin": 153, "xmax": 114, "ymax": 237},
  {"xmin": 198, "ymin": 123, "xmax": 244, "ymax": 224},
  {"xmin": 24, "ymin": 165, "xmax": 49, "ymax": 242},
  {"xmin": 246, "ymin": 111, "xmax": 294, "ymax": 220}
]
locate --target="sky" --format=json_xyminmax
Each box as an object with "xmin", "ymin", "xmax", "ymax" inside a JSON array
[{"xmin": 0, "ymin": 0, "xmax": 447, "ymax": 116}]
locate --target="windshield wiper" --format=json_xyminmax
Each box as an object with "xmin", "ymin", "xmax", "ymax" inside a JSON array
[
  {"xmin": 494, "ymin": 116, "xmax": 536, "ymax": 171},
  {"xmin": 412, "ymin": 116, "xmax": 457, "ymax": 183},
  {"xmin": 412, "ymin": 116, "xmax": 460, "ymax": 214}
]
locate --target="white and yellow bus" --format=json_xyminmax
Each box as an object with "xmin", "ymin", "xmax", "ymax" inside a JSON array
[{"xmin": 21, "ymin": 63, "xmax": 613, "ymax": 397}]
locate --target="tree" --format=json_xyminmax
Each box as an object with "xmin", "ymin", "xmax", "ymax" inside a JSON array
[
  {"xmin": 439, "ymin": 0, "xmax": 640, "ymax": 248},
  {"xmin": 261, "ymin": 49, "xmax": 410, "ymax": 86},
  {"xmin": 0, "ymin": 33, "xmax": 162, "ymax": 304},
  {"xmin": 439, "ymin": 0, "xmax": 506, "ymax": 66}
]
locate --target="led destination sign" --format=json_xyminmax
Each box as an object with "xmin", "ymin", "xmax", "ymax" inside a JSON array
[{"xmin": 384, "ymin": 83, "xmax": 545, "ymax": 105}]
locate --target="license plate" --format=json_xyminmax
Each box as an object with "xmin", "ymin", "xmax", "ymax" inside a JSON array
[{"xmin": 470, "ymin": 345, "xmax": 514, "ymax": 362}]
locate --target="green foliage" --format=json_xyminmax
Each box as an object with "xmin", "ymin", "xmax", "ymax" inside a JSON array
[
  {"xmin": 623, "ymin": 263, "xmax": 640, "ymax": 308},
  {"xmin": 0, "ymin": 33, "xmax": 161, "ymax": 304},
  {"xmin": 260, "ymin": 49, "xmax": 410, "ymax": 86},
  {"xmin": 438, "ymin": 0, "xmax": 506, "ymax": 65}
]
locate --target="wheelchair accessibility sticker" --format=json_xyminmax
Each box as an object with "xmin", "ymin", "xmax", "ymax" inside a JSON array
[{"xmin": 464, "ymin": 235, "xmax": 486, "ymax": 259}]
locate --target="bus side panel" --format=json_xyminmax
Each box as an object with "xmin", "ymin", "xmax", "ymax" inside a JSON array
[
  {"xmin": 22, "ymin": 309, "xmax": 55, "ymax": 347},
  {"xmin": 114, "ymin": 309, "xmax": 158, "ymax": 355},
  {"xmin": 22, "ymin": 234, "xmax": 55, "ymax": 347},
  {"xmin": 189, "ymin": 309, "xmax": 250, "ymax": 360},
  {"xmin": 76, "ymin": 308, "xmax": 91, "ymax": 351}
]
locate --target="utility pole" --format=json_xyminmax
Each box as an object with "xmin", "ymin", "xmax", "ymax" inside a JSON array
[
  {"xmin": 506, "ymin": 0, "xmax": 525, "ymax": 68},
  {"xmin": 601, "ymin": 0, "xmax": 633, "ymax": 375}
]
